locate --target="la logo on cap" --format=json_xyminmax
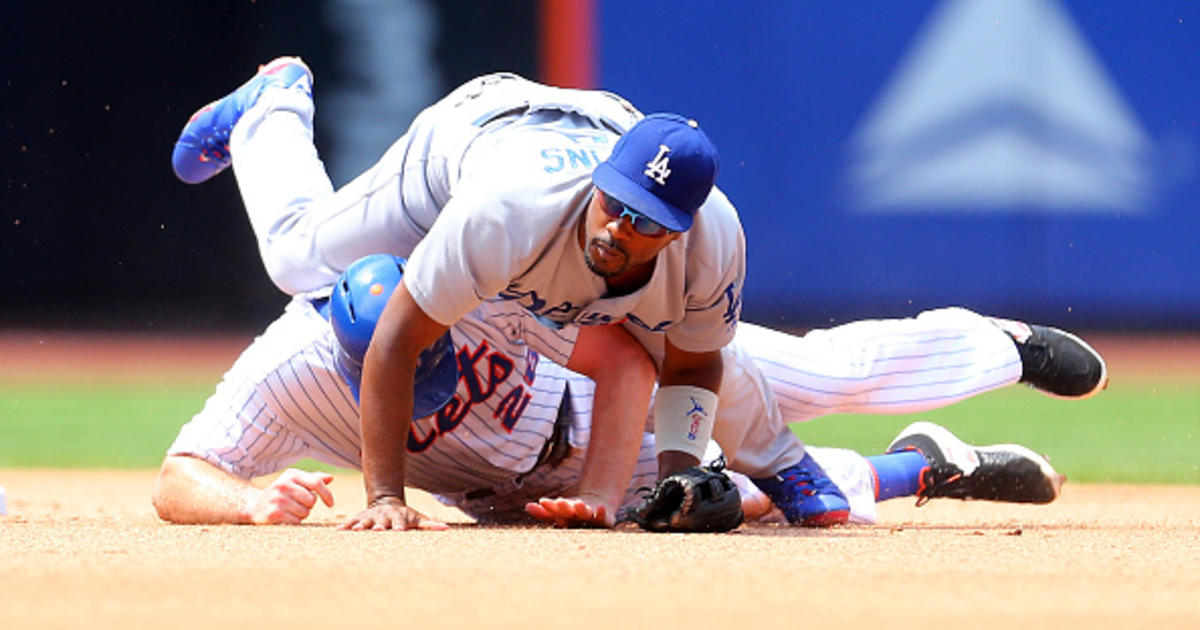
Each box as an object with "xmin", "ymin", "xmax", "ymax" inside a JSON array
[
  {"xmin": 644, "ymin": 145, "xmax": 672, "ymax": 186},
  {"xmin": 591, "ymin": 113, "xmax": 719, "ymax": 233}
]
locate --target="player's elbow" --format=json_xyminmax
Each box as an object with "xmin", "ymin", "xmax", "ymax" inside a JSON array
[
  {"xmin": 151, "ymin": 456, "xmax": 214, "ymax": 524},
  {"xmin": 151, "ymin": 459, "xmax": 184, "ymax": 523}
]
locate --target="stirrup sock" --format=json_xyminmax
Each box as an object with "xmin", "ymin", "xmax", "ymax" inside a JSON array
[{"xmin": 866, "ymin": 451, "xmax": 928, "ymax": 501}]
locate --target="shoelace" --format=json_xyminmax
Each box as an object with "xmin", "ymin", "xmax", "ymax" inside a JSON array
[
  {"xmin": 198, "ymin": 130, "xmax": 231, "ymax": 162},
  {"xmin": 778, "ymin": 466, "xmax": 837, "ymax": 497},
  {"xmin": 915, "ymin": 464, "xmax": 965, "ymax": 506}
]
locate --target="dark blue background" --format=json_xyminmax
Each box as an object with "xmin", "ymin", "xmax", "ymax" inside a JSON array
[{"xmin": 599, "ymin": 2, "xmax": 1200, "ymax": 330}]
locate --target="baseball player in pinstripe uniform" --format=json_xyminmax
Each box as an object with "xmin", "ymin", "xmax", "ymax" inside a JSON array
[
  {"xmin": 152, "ymin": 253, "xmax": 1088, "ymax": 528},
  {"xmin": 166, "ymin": 58, "xmax": 1106, "ymax": 530}
]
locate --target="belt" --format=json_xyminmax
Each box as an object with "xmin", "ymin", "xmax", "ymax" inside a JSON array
[{"xmin": 535, "ymin": 382, "xmax": 575, "ymax": 470}]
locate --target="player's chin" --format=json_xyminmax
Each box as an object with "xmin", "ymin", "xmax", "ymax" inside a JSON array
[{"xmin": 584, "ymin": 242, "xmax": 627, "ymax": 277}]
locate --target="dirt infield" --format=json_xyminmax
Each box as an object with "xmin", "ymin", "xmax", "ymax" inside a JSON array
[
  {"xmin": 0, "ymin": 470, "xmax": 1197, "ymax": 629},
  {"xmin": 2, "ymin": 331, "xmax": 1199, "ymax": 628}
]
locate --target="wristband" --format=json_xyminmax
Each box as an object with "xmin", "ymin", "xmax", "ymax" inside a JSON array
[{"xmin": 653, "ymin": 385, "xmax": 719, "ymax": 460}]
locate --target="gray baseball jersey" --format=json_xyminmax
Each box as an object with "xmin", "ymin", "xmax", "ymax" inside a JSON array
[{"xmin": 231, "ymin": 72, "xmax": 744, "ymax": 354}]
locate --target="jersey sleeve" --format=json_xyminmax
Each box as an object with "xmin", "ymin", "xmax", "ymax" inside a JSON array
[
  {"xmin": 166, "ymin": 408, "xmax": 308, "ymax": 481},
  {"xmin": 403, "ymin": 186, "xmax": 527, "ymax": 326},
  {"xmin": 403, "ymin": 130, "xmax": 586, "ymax": 327},
  {"xmin": 663, "ymin": 187, "xmax": 746, "ymax": 354}
]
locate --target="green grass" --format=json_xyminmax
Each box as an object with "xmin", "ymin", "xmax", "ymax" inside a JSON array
[
  {"xmin": 0, "ymin": 382, "xmax": 216, "ymax": 468},
  {"xmin": 2, "ymin": 378, "xmax": 1197, "ymax": 484},
  {"xmin": 792, "ymin": 381, "xmax": 1200, "ymax": 485}
]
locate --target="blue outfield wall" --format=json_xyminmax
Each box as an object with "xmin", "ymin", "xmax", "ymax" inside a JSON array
[{"xmin": 597, "ymin": 1, "xmax": 1200, "ymax": 330}]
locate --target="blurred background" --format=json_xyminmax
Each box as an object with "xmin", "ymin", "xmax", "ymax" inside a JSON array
[{"xmin": 3, "ymin": 0, "xmax": 1198, "ymax": 335}]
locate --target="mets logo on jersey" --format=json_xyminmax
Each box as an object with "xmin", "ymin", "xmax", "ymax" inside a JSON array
[
  {"xmin": 644, "ymin": 144, "xmax": 672, "ymax": 185},
  {"xmin": 406, "ymin": 339, "xmax": 536, "ymax": 454}
]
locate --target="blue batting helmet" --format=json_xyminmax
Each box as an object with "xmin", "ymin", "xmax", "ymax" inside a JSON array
[{"xmin": 328, "ymin": 254, "xmax": 459, "ymax": 418}]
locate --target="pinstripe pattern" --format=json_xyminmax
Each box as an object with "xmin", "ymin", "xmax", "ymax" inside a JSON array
[
  {"xmin": 167, "ymin": 301, "xmax": 1024, "ymax": 521},
  {"xmin": 734, "ymin": 308, "xmax": 1022, "ymax": 423},
  {"xmin": 168, "ymin": 295, "xmax": 581, "ymax": 494}
]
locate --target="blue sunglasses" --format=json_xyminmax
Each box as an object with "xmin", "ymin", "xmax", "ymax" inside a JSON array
[{"xmin": 600, "ymin": 194, "xmax": 673, "ymax": 237}]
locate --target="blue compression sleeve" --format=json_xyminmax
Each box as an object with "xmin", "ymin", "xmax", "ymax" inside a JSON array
[{"xmin": 866, "ymin": 451, "xmax": 929, "ymax": 501}]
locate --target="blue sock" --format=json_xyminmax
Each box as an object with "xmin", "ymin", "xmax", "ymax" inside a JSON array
[{"xmin": 866, "ymin": 451, "xmax": 929, "ymax": 501}]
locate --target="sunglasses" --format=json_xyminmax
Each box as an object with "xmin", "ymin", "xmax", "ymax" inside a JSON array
[{"xmin": 599, "ymin": 194, "xmax": 674, "ymax": 238}]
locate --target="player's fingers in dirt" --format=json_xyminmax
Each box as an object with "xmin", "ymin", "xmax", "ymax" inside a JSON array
[
  {"xmin": 283, "ymin": 470, "xmax": 335, "ymax": 507},
  {"xmin": 341, "ymin": 504, "xmax": 447, "ymax": 531},
  {"xmin": 527, "ymin": 497, "xmax": 611, "ymax": 528}
]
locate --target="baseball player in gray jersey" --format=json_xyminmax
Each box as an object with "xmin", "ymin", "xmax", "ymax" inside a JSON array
[
  {"xmin": 171, "ymin": 57, "xmax": 781, "ymax": 529},
  {"xmin": 152, "ymin": 254, "xmax": 1085, "ymax": 528},
  {"xmin": 169, "ymin": 58, "xmax": 1106, "ymax": 530}
]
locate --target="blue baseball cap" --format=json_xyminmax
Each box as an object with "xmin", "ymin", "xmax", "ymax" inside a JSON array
[{"xmin": 592, "ymin": 113, "xmax": 720, "ymax": 233}]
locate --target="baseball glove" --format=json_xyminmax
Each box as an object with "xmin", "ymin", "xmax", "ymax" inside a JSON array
[{"xmin": 624, "ymin": 458, "xmax": 744, "ymax": 533}]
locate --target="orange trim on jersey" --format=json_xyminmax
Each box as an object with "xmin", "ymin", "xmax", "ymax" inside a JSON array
[
  {"xmin": 868, "ymin": 461, "xmax": 880, "ymax": 500},
  {"xmin": 539, "ymin": 0, "xmax": 596, "ymax": 88}
]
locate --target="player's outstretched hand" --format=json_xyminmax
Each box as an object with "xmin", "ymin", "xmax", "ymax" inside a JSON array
[
  {"xmin": 248, "ymin": 468, "xmax": 335, "ymax": 525},
  {"xmin": 339, "ymin": 496, "xmax": 449, "ymax": 531},
  {"xmin": 525, "ymin": 495, "xmax": 614, "ymax": 528}
]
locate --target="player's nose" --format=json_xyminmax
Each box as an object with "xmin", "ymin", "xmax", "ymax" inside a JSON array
[{"xmin": 606, "ymin": 215, "xmax": 635, "ymax": 240}]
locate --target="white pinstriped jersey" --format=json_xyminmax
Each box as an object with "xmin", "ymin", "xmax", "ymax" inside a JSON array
[
  {"xmin": 168, "ymin": 295, "xmax": 584, "ymax": 493},
  {"xmin": 733, "ymin": 307, "xmax": 1021, "ymax": 424}
]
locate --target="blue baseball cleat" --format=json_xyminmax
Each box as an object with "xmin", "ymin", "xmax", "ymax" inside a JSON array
[
  {"xmin": 751, "ymin": 452, "xmax": 851, "ymax": 527},
  {"xmin": 171, "ymin": 56, "xmax": 312, "ymax": 184}
]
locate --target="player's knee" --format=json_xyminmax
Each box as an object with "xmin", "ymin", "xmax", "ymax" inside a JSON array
[{"xmin": 261, "ymin": 256, "xmax": 313, "ymax": 295}]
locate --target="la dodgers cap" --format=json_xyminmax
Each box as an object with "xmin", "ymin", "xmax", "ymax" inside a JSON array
[{"xmin": 592, "ymin": 113, "xmax": 720, "ymax": 233}]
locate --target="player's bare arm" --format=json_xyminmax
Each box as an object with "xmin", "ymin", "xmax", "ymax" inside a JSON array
[
  {"xmin": 655, "ymin": 340, "xmax": 724, "ymax": 477},
  {"xmin": 153, "ymin": 455, "xmax": 333, "ymax": 525},
  {"xmin": 526, "ymin": 322, "xmax": 656, "ymax": 527},
  {"xmin": 341, "ymin": 280, "xmax": 449, "ymax": 532}
]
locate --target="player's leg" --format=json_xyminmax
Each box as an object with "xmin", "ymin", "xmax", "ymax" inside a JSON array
[
  {"xmin": 226, "ymin": 66, "xmax": 436, "ymax": 294},
  {"xmin": 731, "ymin": 420, "xmax": 1064, "ymax": 526},
  {"xmin": 173, "ymin": 67, "xmax": 586, "ymax": 295},
  {"xmin": 736, "ymin": 307, "xmax": 1104, "ymax": 424},
  {"xmin": 171, "ymin": 58, "xmax": 449, "ymax": 293}
]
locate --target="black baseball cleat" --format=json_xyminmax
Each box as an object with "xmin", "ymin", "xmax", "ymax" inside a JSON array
[
  {"xmin": 887, "ymin": 421, "xmax": 1064, "ymax": 505},
  {"xmin": 991, "ymin": 318, "xmax": 1109, "ymax": 399}
]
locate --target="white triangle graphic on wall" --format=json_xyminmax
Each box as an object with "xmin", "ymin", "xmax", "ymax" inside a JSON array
[{"xmin": 845, "ymin": 0, "xmax": 1153, "ymax": 213}]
